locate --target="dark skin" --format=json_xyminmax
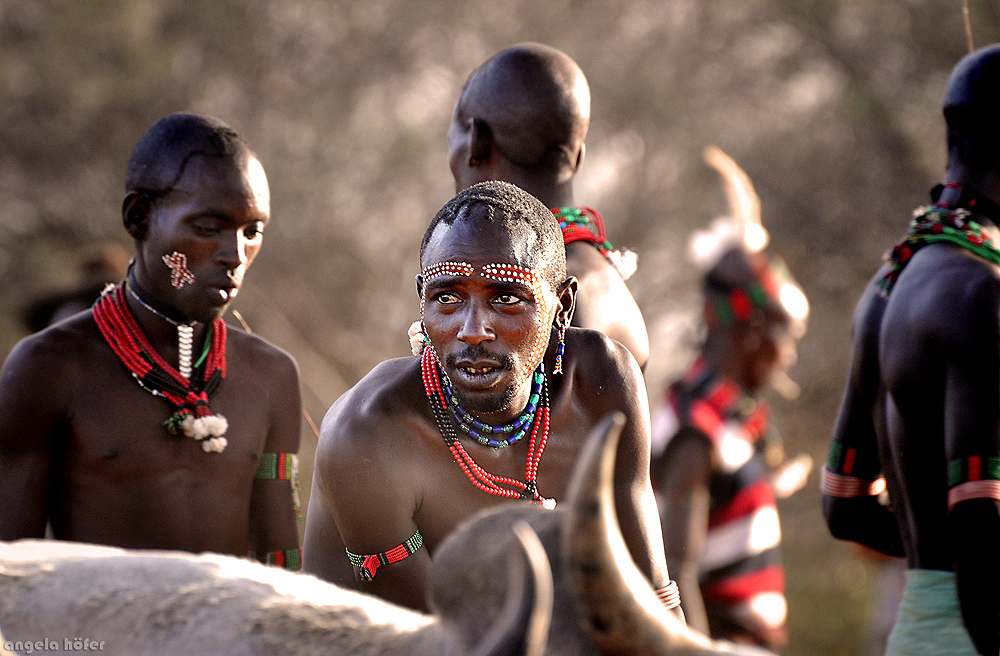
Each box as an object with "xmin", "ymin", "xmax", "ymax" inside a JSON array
[
  {"xmin": 825, "ymin": 174, "xmax": 1000, "ymax": 654},
  {"xmin": 653, "ymin": 313, "xmax": 801, "ymax": 648},
  {"xmin": 448, "ymin": 42, "xmax": 649, "ymax": 368},
  {"xmin": 0, "ymin": 151, "xmax": 301, "ymax": 561},
  {"xmin": 304, "ymin": 212, "xmax": 667, "ymax": 612}
]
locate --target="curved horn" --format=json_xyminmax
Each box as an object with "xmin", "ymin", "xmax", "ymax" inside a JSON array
[
  {"xmin": 704, "ymin": 145, "xmax": 768, "ymax": 253},
  {"xmin": 563, "ymin": 411, "xmax": 732, "ymax": 656},
  {"xmin": 469, "ymin": 521, "xmax": 554, "ymax": 656}
]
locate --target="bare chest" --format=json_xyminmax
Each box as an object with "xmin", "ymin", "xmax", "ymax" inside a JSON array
[{"xmin": 60, "ymin": 347, "xmax": 275, "ymax": 483}]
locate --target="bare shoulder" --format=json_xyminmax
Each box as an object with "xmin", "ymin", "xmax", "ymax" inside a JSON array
[
  {"xmin": 225, "ymin": 325, "xmax": 299, "ymax": 382},
  {"xmin": 1, "ymin": 312, "xmax": 99, "ymax": 387},
  {"xmin": 888, "ymin": 245, "xmax": 1000, "ymax": 348},
  {"xmin": 566, "ymin": 326, "xmax": 641, "ymax": 380},
  {"xmin": 563, "ymin": 327, "xmax": 644, "ymax": 412},
  {"xmin": 315, "ymin": 356, "xmax": 423, "ymax": 478}
]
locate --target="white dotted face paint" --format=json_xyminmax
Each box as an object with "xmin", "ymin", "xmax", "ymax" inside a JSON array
[
  {"xmin": 162, "ymin": 251, "xmax": 196, "ymax": 289},
  {"xmin": 480, "ymin": 263, "xmax": 550, "ymax": 387}
]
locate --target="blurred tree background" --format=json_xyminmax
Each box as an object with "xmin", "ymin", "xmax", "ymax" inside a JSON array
[{"xmin": 2, "ymin": 0, "xmax": 998, "ymax": 653}]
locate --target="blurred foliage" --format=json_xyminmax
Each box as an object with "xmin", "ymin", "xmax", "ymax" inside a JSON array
[{"xmin": 2, "ymin": 1, "xmax": 998, "ymax": 653}]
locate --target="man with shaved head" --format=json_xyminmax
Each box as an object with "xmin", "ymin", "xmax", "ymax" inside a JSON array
[
  {"xmin": 304, "ymin": 181, "xmax": 679, "ymax": 616},
  {"xmin": 447, "ymin": 42, "xmax": 650, "ymax": 369},
  {"xmin": 824, "ymin": 46, "xmax": 1000, "ymax": 655},
  {"xmin": 0, "ymin": 113, "xmax": 303, "ymax": 570}
]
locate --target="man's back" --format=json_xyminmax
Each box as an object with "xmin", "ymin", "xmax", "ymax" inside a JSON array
[{"xmin": 880, "ymin": 242, "xmax": 1000, "ymax": 569}]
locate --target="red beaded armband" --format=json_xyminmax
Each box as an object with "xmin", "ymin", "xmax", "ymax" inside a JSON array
[
  {"xmin": 947, "ymin": 456, "xmax": 1000, "ymax": 509},
  {"xmin": 820, "ymin": 466, "xmax": 886, "ymax": 498},
  {"xmin": 346, "ymin": 530, "xmax": 424, "ymax": 581}
]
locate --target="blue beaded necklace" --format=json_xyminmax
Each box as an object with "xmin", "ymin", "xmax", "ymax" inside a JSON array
[{"xmin": 441, "ymin": 366, "xmax": 545, "ymax": 448}]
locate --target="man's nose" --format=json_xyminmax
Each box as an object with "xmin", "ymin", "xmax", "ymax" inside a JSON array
[
  {"xmin": 216, "ymin": 230, "xmax": 248, "ymax": 270},
  {"xmin": 456, "ymin": 302, "xmax": 494, "ymax": 345}
]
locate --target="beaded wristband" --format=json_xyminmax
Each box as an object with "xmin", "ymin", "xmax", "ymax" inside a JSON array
[
  {"xmin": 347, "ymin": 530, "xmax": 424, "ymax": 581},
  {"xmin": 655, "ymin": 581, "xmax": 681, "ymax": 609},
  {"xmin": 255, "ymin": 452, "xmax": 302, "ymax": 520},
  {"xmin": 947, "ymin": 456, "xmax": 1000, "ymax": 509},
  {"xmin": 263, "ymin": 548, "xmax": 301, "ymax": 571},
  {"xmin": 820, "ymin": 467, "xmax": 885, "ymax": 498}
]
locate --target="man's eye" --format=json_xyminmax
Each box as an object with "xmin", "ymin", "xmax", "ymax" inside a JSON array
[
  {"xmin": 194, "ymin": 222, "xmax": 220, "ymax": 236},
  {"xmin": 495, "ymin": 294, "xmax": 522, "ymax": 305},
  {"xmin": 435, "ymin": 292, "xmax": 461, "ymax": 305},
  {"xmin": 244, "ymin": 223, "xmax": 264, "ymax": 239}
]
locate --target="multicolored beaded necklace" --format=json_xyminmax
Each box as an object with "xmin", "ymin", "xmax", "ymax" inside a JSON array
[
  {"xmin": 92, "ymin": 284, "xmax": 230, "ymax": 452},
  {"xmin": 421, "ymin": 344, "xmax": 555, "ymax": 507},
  {"xmin": 880, "ymin": 184, "xmax": 1000, "ymax": 295},
  {"xmin": 554, "ymin": 206, "xmax": 616, "ymax": 256},
  {"xmin": 442, "ymin": 369, "xmax": 543, "ymax": 448},
  {"xmin": 553, "ymin": 206, "xmax": 637, "ymax": 280}
]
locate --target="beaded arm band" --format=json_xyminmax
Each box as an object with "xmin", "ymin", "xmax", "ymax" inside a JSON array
[
  {"xmin": 263, "ymin": 548, "xmax": 301, "ymax": 571},
  {"xmin": 254, "ymin": 452, "xmax": 302, "ymax": 521},
  {"xmin": 820, "ymin": 467, "xmax": 886, "ymax": 498},
  {"xmin": 346, "ymin": 530, "xmax": 424, "ymax": 581},
  {"xmin": 947, "ymin": 456, "xmax": 1000, "ymax": 509},
  {"xmin": 655, "ymin": 580, "xmax": 681, "ymax": 610}
]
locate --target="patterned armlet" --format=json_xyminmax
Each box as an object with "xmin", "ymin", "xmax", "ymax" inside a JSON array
[
  {"xmin": 255, "ymin": 452, "xmax": 302, "ymax": 521},
  {"xmin": 655, "ymin": 581, "xmax": 681, "ymax": 609},
  {"xmin": 947, "ymin": 456, "xmax": 1000, "ymax": 509},
  {"xmin": 820, "ymin": 467, "xmax": 886, "ymax": 498},
  {"xmin": 347, "ymin": 530, "xmax": 424, "ymax": 581},
  {"xmin": 264, "ymin": 548, "xmax": 301, "ymax": 571}
]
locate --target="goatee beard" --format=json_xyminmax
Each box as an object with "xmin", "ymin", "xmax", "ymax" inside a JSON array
[{"xmin": 445, "ymin": 346, "xmax": 520, "ymax": 414}]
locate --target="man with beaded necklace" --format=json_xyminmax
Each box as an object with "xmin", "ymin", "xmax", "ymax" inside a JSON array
[
  {"xmin": 446, "ymin": 41, "xmax": 650, "ymax": 369},
  {"xmin": 304, "ymin": 181, "xmax": 679, "ymax": 615},
  {"xmin": 823, "ymin": 46, "xmax": 1000, "ymax": 655},
  {"xmin": 0, "ymin": 113, "xmax": 303, "ymax": 570}
]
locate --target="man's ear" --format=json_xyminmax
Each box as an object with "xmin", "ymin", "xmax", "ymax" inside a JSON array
[
  {"xmin": 571, "ymin": 141, "xmax": 586, "ymax": 175},
  {"xmin": 415, "ymin": 274, "xmax": 424, "ymax": 298},
  {"xmin": 468, "ymin": 118, "xmax": 493, "ymax": 166},
  {"xmin": 122, "ymin": 191, "xmax": 152, "ymax": 240},
  {"xmin": 555, "ymin": 276, "xmax": 578, "ymax": 326}
]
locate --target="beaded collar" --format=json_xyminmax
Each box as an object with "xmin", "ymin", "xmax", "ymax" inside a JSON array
[
  {"xmin": 553, "ymin": 206, "xmax": 637, "ymax": 280},
  {"xmin": 421, "ymin": 344, "xmax": 555, "ymax": 507},
  {"xmin": 92, "ymin": 284, "xmax": 229, "ymax": 452},
  {"xmin": 879, "ymin": 200, "xmax": 1000, "ymax": 296}
]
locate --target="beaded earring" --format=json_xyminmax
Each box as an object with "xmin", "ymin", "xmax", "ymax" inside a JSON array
[{"xmin": 554, "ymin": 318, "xmax": 566, "ymax": 374}]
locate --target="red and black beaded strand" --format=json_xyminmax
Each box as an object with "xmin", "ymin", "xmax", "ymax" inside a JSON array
[
  {"xmin": 92, "ymin": 284, "xmax": 227, "ymax": 436},
  {"xmin": 421, "ymin": 345, "xmax": 554, "ymax": 507}
]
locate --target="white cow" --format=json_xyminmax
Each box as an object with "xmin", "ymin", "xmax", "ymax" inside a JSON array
[{"xmin": 0, "ymin": 414, "xmax": 772, "ymax": 656}]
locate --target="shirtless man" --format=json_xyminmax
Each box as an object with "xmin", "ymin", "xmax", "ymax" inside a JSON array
[
  {"xmin": 447, "ymin": 42, "xmax": 649, "ymax": 368},
  {"xmin": 0, "ymin": 113, "xmax": 302, "ymax": 569},
  {"xmin": 823, "ymin": 46, "xmax": 1000, "ymax": 655},
  {"xmin": 303, "ymin": 181, "xmax": 675, "ymax": 613}
]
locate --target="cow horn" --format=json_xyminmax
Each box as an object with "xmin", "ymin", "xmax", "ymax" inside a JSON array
[
  {"xmin": 563, "ymin": 411, "xmax": 726, "ymax": 656},
  {"xmin": 469, "ymin": 520, "xmax": 554, "ymax": 656}
]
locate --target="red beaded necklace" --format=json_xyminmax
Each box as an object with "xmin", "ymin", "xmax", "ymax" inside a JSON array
[
  {"xmin": 92, "ymin": 284, "xmax": 230, "ymax": 452},
  {"xmin": 421, "ymin": 345, "xmax": 554, "ymax": 507}
]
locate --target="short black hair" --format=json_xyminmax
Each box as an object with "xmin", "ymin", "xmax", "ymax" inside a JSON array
[
  {"xmin": 126, "ymin": 113, "xmax": 254, "ymax": 202},
  {"xmin": 420, "ymin": 181, "xmax": 567, "ymax": 291}
]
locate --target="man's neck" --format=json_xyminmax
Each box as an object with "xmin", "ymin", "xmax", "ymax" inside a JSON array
[
  {"xmin": 124, "ymin": 276, "xmax": 208, "ymax": 359},
  {"xmin": 941, "ymin": 164, "xmax": 1000, "ymax": 223},
  {"xmin": 499, "ymin": 172, "xmax": 574, "ymax": 209}
]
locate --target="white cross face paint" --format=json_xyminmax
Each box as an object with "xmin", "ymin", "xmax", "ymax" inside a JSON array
[{"xmin": 162, "ymin": 251, "xmax": 196, "ymax": 289}]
